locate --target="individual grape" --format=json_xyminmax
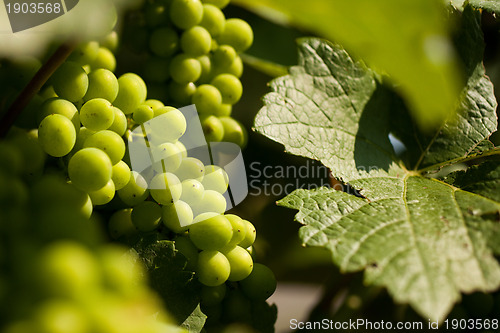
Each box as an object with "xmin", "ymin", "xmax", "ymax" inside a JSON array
[
  {"xmin": 68, "ymin": 41, "xmax": 99, "ymax": 66},
  {"xmin": 175, "ymin": 157, "xmax": 205, "ymax": 181},
  {"xmin": 180, "ymin": 179, "xmax": 204, "ymax": 206},
  {"xmin": 117, "ymin": 171, "xmax": 149, "ymax": 206},
  {"xmin": 108, "ymin": 208, "xmax": 136, "ymax": 239},
  {"xmin": 219, "ymin": 116, "xmax": 247, "ymax": 147},
  {"xmin": 149, "ymin": 27, "xmax": 179, "ymax": 57},
  {"xmin": 197, "ymin": 54, "xmax": 212, "ymax": 83},
  {"xmin": 153, "ymin": 105, "xmax": 177, "ymax": 117},
  {"xmin": 200, "ymin": 115, "xmax": 224, "ymax": 142},
  {"xmin": 68, "ymin": 148, "xmax": 112, "ymax": 191},
  {"xmin": 83, "ymin": 68, "xmax": 119, "ymax": 102},
  {"xmin": 197, "ymin": 250, "xmax": 230, "ymax": 286},
  {"xmin": 239, "ymin": 263, "xmax": 276, "ymax": 301},
  {"xmin": 212, "ymin": 45, "xmax": 236, "ymax": 67},
  {"xmin": 38, "ymin": 114, "xmax": 77, "ymax": 157},
  {"xmin": 226, "ymin": 55, "xmax": 243, "ymax": 78},
  {"xmin": 131, "ymin": 201, "xmax": 162, "ymax": 232},
  {"xmin": 169, "ymin": 54, "xmax": 202, "ymax": 84},
  {"xmin": 214, "ymin": 103, "xmax": 232, "ymax": 117},
  {"xmin": 90, "ymin": 47, "xmax": 117, "ymax": 72},
  {"xmin": 111, "ymin": 160, "xmax": 131, "ymax": 190},
  {"xmin": 88, "ymin": 179, "xmax": 115, "ymax": 205},
  {"xmin": 225, "ymin": 214, "xmax": 247, "ymax": 247},
  {"xmin": 83, "ymin": 130, "xmax": 125, "ymax": 165},
  {"xmin": 189, "ymin": 214, "xmax": 232, "ymax": 250},
  {"xmin": 150, "ymin": 172, "xmax": 182, "ymax": 205},
  {"xmin": 113, "ymin": 73, "xmax": 147, "ymax": 114},
  {"xmin": 33, "ymin": 300, "xmax": 89, "ymax": 333},
  {"xmin": 162, "ymin": 200, "xmax": 194, "ymax": 233},
  {"xmin": 217, "ymin": 18, "xmax": 253, "ymax": 53},
  {"xmin": 80, "ymin": 98, "xmax": 115, "ymax": 131},
  {"xmin": 192, "ymin": 84, "xmax": 222, "ymax": 114},
  {"xmin": 175, "ymin": 235, "xmax": 199, "ymax": 271},
  {"xmin": 73, "ymin": 127, "xmax": 95, "ymax": 152},
  {"xmin": 211, "ymin": 74, "xmax": 242, "ymax": 105},
  {"xmin": 193, "ymin": 212, "xmax": 219, "ymax": 224},
  {"xmin": 201, "ymin": 0, "xmax": 230, "ymax": 9},
  {"xmin": 170, "ymin": 0, "xmax": 204, "ymax": 30},
  {"xmin": 200, "ymin": 4, "xmax": 225, "ymax": 37},
  {"xmin": 99, "ymin": 30, "xmax": 119, "ymax": 52},
  {"xmin": 145, "ymin": 0, "xmax": 171, "ymax": 27},
  {"xmin": 175, "ymin": 141, "xmax": 188, "ymax": 158},
  {"xmin": 168, "ymin": 81, "xmax": 196, "ymax": 105},
  {"xmin": 146, "ymin": 107, "xmax": 187, "ymax": 143},
  {"xmin": 52, "ymin": 61, "xmax": 89, "ymax": 102},
  {"xmin": 108, "ymin": 107, "xmax": 127, "ymax": 136},
  {"xmin": 223, "ymin": 245, "xmax": 253, "ymax": 281},
  {"xmin": 239, "ymin": 220, "xmax": 256, "ymax": 249},
  {"xmin": 200, "ymin": 284, "xmax": 226, "ymax": 306},
  {"xmin": 133, "ymin": 104, "xmax": 154, "ymax": 124},
  {"xmin": 202, "ymin": 165, "xmax": 229, "ymax": 193},
  {"xmin": 181, "ymin": 26, "xmax": 212, "ymax": 56},
  {"xmin": 37, "ymin": 98, "xmax": 80, "ymax": 131},
  {"xmin": 143, "ymin": 56, "xmax": 170, "ymax": 83},
  {"xmin": 152, "ymin": 142, "xmax": 183, "ymax": 173},
  {"xmin": 144, "ymin": 99, "xmax": 165, "ymax": 113},
  {"xmin": 192, "ymin": 189, "xmax": 227, "ymax": 216}
]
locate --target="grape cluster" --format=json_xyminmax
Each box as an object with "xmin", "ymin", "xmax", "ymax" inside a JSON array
[{"xmin": 121, "ymin": 0, "xmax": 250, "ymax": 148}]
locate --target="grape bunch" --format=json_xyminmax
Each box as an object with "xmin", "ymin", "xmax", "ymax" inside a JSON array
[{"xmin": 120, "ymin": 0, "xmax": 250, "ymax": 148}]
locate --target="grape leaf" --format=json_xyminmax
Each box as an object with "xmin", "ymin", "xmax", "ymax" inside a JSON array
[
  {"xmin": 134, "ymin": 235, "xmax": 206, "ymax": 333},
  {"xmin": 254, "ymin": 9, "xmax": 500, "ymax": 321},
  {"xmin": 234, "ymin": 0, "xmax": 462, "ymax": 128},
  {"xmin": 469, "ymin": 0, "xmax": 500, "ymax": 13}
]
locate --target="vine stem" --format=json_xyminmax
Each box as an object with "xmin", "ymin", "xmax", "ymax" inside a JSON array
[
  {"xmin": 418, "ymin": 147, "xmax": 500, "ymax": 174},
  {"xmin": 0, "ymin": 41, "xmax": 77, "ymax": 138}
]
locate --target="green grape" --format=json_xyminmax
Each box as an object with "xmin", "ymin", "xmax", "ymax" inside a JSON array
[
  {"xmin": 170, "ymin": 0, "xmax": 204, "ymax": 30},
  {"xmin": 175, "ymin": 157, "xmax": 205, "ymax": 181},
  {"xmin": 167, "ymin": 81, "xmax": 196, "ymax": 105},
  {"xmin": 175, "ymin": 140, "xmax": 188, "ymax": 158},
  {"xmin": 193, "ymin": 211, "xmax": 219, "ymax": 224},
  {"xmin": 36, "ymin": 241, "xmax": 99, "ymax": 298},
  {"xmin": 225, "ymin": 214, "xmax": 247, "ymax": 247},
  {"xmin": 73, "ymin": 127, "xmax": 95, "ymax": 152},
  {"xmin": 113, "ymin": 73, "xmax": 147, "ymax": 114},
  {"xmin": 144, "ymin": 99, "xmax": 165, "ymax": 113},
  {"xmin": 33, "ymin": 300, "xmax": 89, "ymax": 333},
  {"xmin": 189, "ymin": 214, "xmax": 232, "ymax": 250},
  {"xmin": 181, "ymin": 26, "xmax": 212, "ymax": 56},
  {"xmin": 239, "ymin": 220, "xmax": 256, "ymax": 248},
  {"xmin": 68, "ymin": 148, "xmax": 112, "ymax": 191},
  {"xmin": 192, "ymin": 84, "xmax": 222, "ymax": 114},
  {"xmin": 80, "ymin": 98, "xmax": 115, "ymax": 131},
  {"xmin": 150, "ymin": 172, "xmax": 182, "ymax": 205},
  {"xmin": 143, "ymin": 56, "xmax": 170, "ymax": 83},
  {"xmin": 108, "ymin": 208, "xmax": 136, "ymax": 239},
  {"xmin": 239, "ymin": 263, "xmax": 276, "ymax": 301},
  {"xmin": 200, "ymin": 115, "xmax": 224, "ymax": 142},
  {"xmin": 133, "ymin": 104, "xmax": 154, "ymax": 124},
  {"xmin": 217, "ymin": 18, "xmax": 253, "ymax": 53},
  {"xmin": 201, "ymin": 0, "xmax": 230, "ymax": 9},
  {"xmin": 52, "ymin": 61, "xmax": 89, "ymax": 102},
  {"xmin": 227, "ymin": 55, "xmax": 243, "ymax": 78},
  {"xmin": 192, "ymin": 189, "xmax": 226, "ymax": 216},
  {"xmin": 197, "ymin": 54, "xmax": 212, "ymax": 83},
  {"xmin": 37, "ymin": 98, "xmax": 80, "ymax": 131},
  {"xmin": 211, "ymin": 74, "xmax": 242, "ymax": 105},
  {"xmin": 83, "ymin": 130, "xmax": 125, "ymax": 165},
  {"xmin": 99, "ymin": 30, "xmax": 119, "ymax": 52},
  {"xmin": 108, "ymin": 107, "xmax": 127, "ymax": 136},
  {"xmin": 197, "ymin": 250, "xmax": 230, "ymax": 286},
  {"xmin": 7, "ymin": 129, "xmax": 46, "ymax": 178},
  {"xmin": 214, "ymin": 103, "xmax": 232, "ymax": 117},
  {"xmin": 153, "ymin": 105, "xmax": 177, "ymax": 117},
  {"xmin": 212, "ymin": 45, "xmax": 236, "ymax": 67},
  {"xmin": 38, "ymin": 114, "xmax": 77, "ymax": 157},
  {"xmin": 145, "ymin": 0, "xmax": 171, "ymax": 27},
  {"xmin": 117, "ymin": 171, "xmax": 149, "ymax": 206},
  {"xmin": 223, "ymin": 245, "xmax": 253, "ymax": 281},
  {"xmin": 147, "ymin": 107, "xmax": 187, "ymax": 143},
  {"xmin": 90, "ymin": 47, "xmax": 116, "ymax": 72},
  {"xmin": 180, "ymin": 179, "xmax": 204, "ymax": 206},
  {"xmin": 202, "ymin": 165, "xmax": 229, "ymax": 193},
  {"xmin": 111, "ymin": 160, "xmax": 131, "ymax": 190},
  {"xmin": 88, "ymin": 179, "xmax": 115, "ymax": 205},
  {"xmin": 131, "ymin": 201, "xmax": 162, "ymax": 231},
  {"xmin": 175, "ymin": 235, "xmax": 199, "ymax": 270},
  {"xmin": 220, "ymin": 116, "xmax": 247, "ymax": 147},
  {"xmin": 68, "ymin": 41, "xmax": 99, "ymax": 66},
  {"xmin": 169, "ymin": 54, "xmax": 202, "ymax": 84},
  {"xmin": 83, "ymin": 68, "xmax": 119, "ymax": 102},
  {"xmin": 149, "ymin": 28, "xmax": 179, "ymax": 58},
  {"xmin": 162, "ymin": 200, "xmax": 194, "ymax": 233},
  {"xmin": 152, "ymin": 142, "xmax": 183, "ymax": 173},
  {"xmin": 200, "ymin": 4, "xmax": 225, "ymax": 37},
  {"xmin": 200, "ymin": 284, "xmax": 226, "ymax": 306}
]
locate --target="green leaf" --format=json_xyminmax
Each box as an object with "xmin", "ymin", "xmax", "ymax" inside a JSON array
[
  {"xmin": 469, "ymin": 0, "xmax": 500, "ymax": 13},
  {"xmin": 234, "ymin": 0, "xmax": 462, "ymax": 128},
  {"xmin": 254, "ymin": 29, "xmax": 500, "ymax": 321},
  {"xmin": 134, "ymin": 235, "xmax": 206, "ymax": 333}
]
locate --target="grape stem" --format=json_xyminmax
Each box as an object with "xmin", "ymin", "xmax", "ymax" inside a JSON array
[{"xmin": 0, "ymin": 41, "xmax": 77, "ymax": 138}]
